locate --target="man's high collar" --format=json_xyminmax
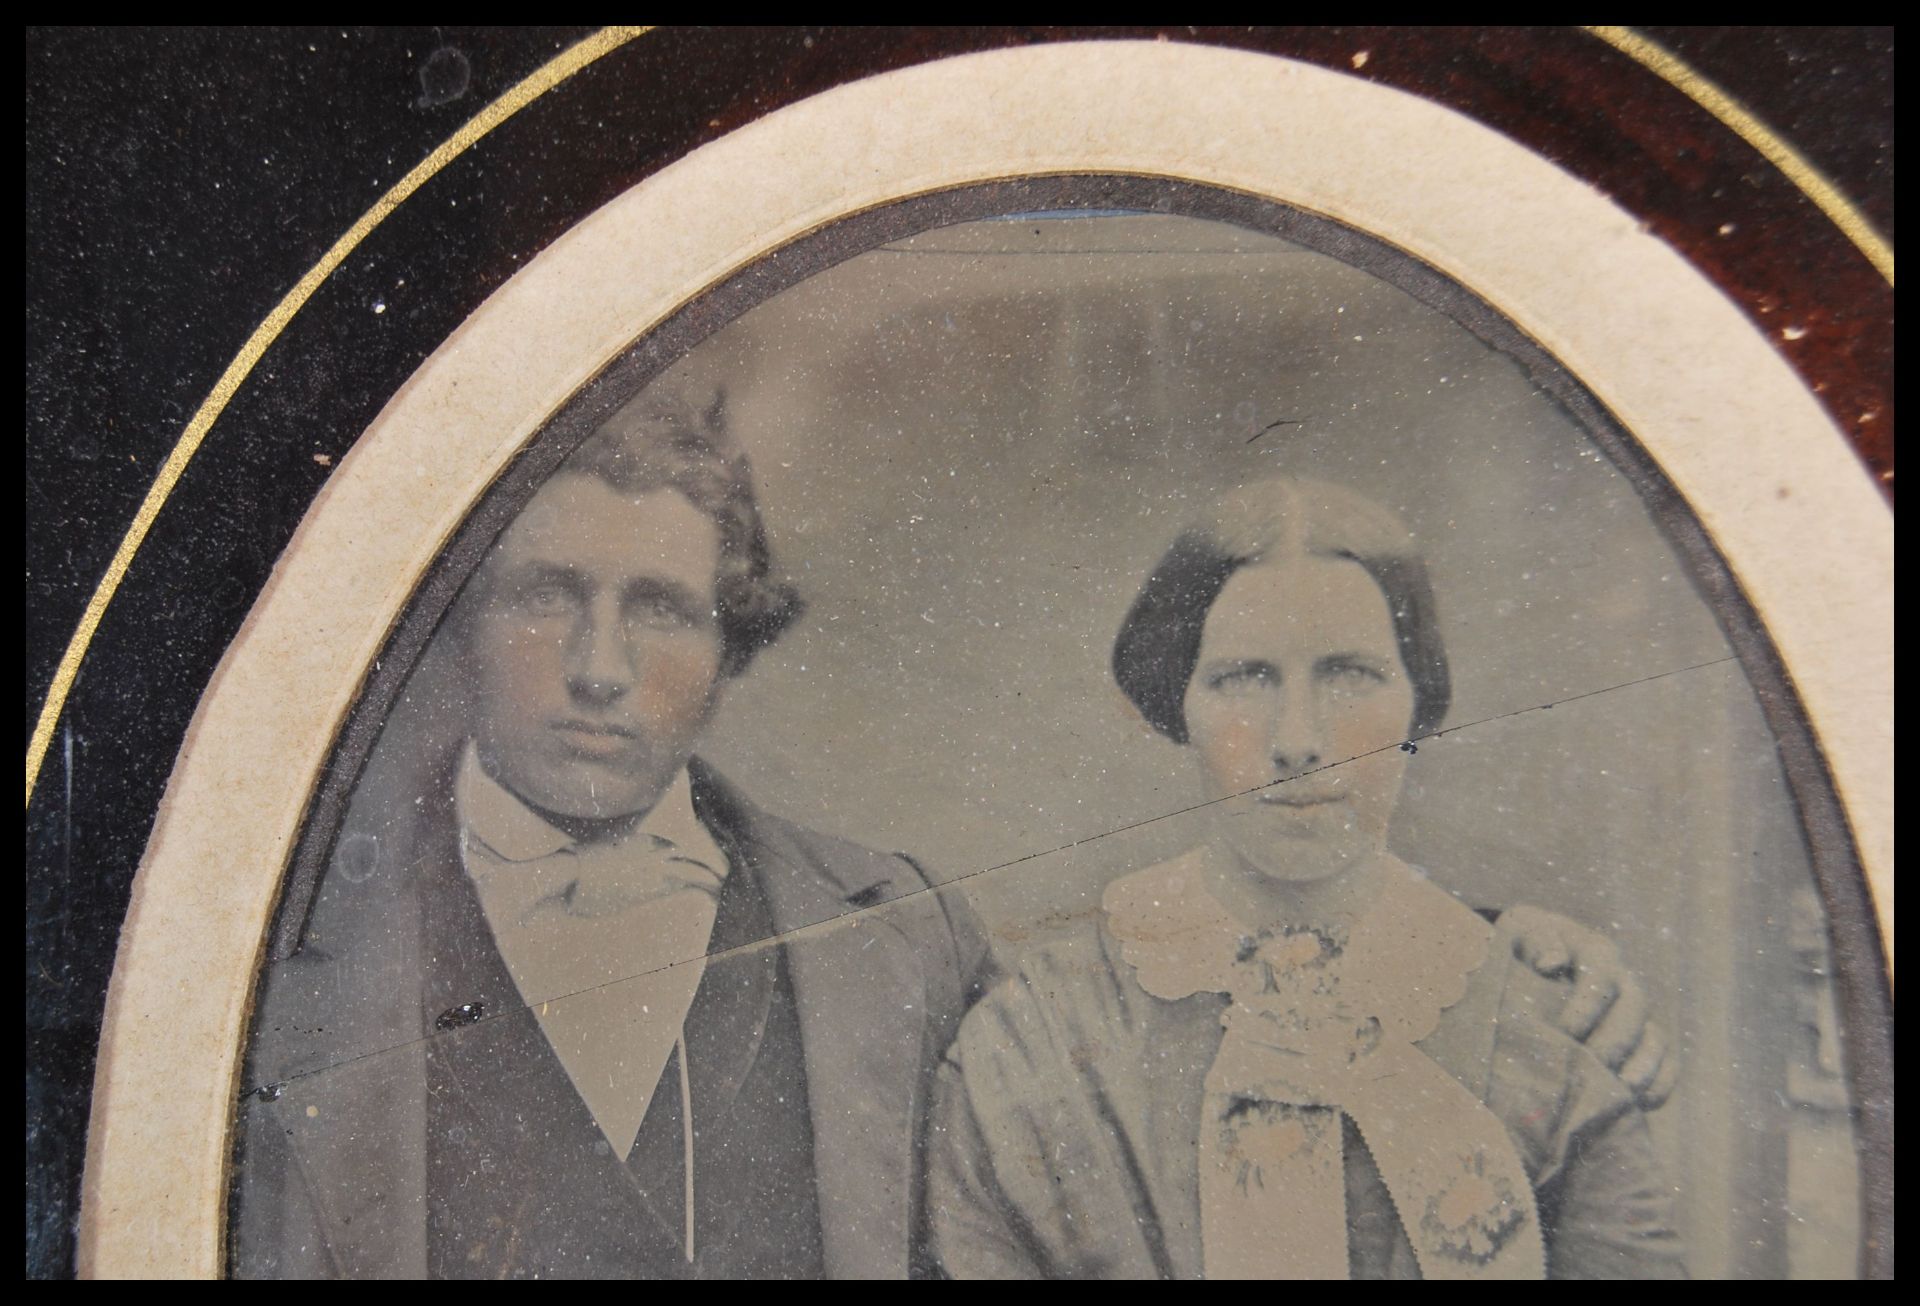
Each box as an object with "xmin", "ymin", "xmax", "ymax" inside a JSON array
[{"xmin": 455, "ymin": 743, "xmax": 721, "ymax": 873}]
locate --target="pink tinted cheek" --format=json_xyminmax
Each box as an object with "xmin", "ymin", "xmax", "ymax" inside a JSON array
[
  {"xmin": 1328, "ymin": 683, "xmax": 1414, "ymax": 749},
  {"xmin": 478, "ymin": 621, "xmax": 563, "ymax": 709},
  {"xmin": 1193, "ymin": 707, "xmax": 1270, "ymax": 786},
  {"xmin": 1348, "ymin": 751, "xmax": 1411, "ymax": 825},
  {"xmin": 1332, "ymin": 695, "xmax": 1414, "ymax": 818},
  {"xmin": 632, "ymin": 636, "xmax": 722, "ymax": 719}
]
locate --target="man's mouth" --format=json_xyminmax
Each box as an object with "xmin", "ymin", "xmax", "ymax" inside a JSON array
[
  {"xmin": 554, "ymin": 719, "xmax": 636, "ymax": 738},
  {"xmin": 551, "ymin": 719, "xmax": 639, "ymax": 755}
]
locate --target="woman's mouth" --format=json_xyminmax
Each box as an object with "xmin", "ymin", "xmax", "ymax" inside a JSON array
[{"xmin": 1256, "ymin": 788, "xmax": 1343, "ymax": 808}]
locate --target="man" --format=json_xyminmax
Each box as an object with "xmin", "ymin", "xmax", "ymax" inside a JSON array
[
  {"xmin": 235, "ymin": 387, "xmax": 992, "ymax": 1278},
  {"xmin": 233, "ymin": 384, "xmax": 1666, "ymax": 1278}
]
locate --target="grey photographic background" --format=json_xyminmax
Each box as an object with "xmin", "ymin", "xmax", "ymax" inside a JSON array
[{"xmin": 323, "ymin": 214, "xmax": 1858, "ymax": 1276}]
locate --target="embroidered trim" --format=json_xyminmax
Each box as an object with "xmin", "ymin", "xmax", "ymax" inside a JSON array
[
  {"xmin": 1102, "ymin": 850, "xmax": 1491, "ymax": 1042},
  {"xmin": 1420, "ymin": 1149, "xmax": 1530, "ymax": 1266}
]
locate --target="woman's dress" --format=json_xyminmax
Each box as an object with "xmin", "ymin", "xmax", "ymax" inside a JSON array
[{"xmin": 926, "ymin": 852, "xmax": 1684, "ymax": 1279}]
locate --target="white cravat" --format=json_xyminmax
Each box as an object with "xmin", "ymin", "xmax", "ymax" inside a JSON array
[{"xmin": 456, "ymin": 746, "xmax": 730, "ymax": 1165}]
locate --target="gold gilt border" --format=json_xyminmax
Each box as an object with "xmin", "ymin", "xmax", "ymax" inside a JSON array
[
  {"xmin": 23, "ymin": 25, "xmax": 652, "ymax": 806},
  {"xmin": 24, "ymin": 28, "xmax": 1894, "ymax": 807},
  {"xmin": 22, "ymin": 27, "xmax": 1890, "ymax": 807}
]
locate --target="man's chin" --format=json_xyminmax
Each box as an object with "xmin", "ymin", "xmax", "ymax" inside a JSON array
[{"xmin": 513, "ymin": 761, "xmax": 668, "ymax": 824}]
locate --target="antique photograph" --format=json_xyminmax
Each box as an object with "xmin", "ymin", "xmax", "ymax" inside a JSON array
[{"xmin": 230, "ymin": 203, "xmax": 1863, "ymax": 1278}]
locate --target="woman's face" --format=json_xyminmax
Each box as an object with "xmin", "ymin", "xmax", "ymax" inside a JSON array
[{"xmin": 1182, "ymin": 554, "xmax": 1416, "ymax": 887}]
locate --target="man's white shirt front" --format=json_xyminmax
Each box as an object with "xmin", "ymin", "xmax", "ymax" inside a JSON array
[{"xmin": 455, "ymin": 745, "xmax": 730, "ymax": 1161}]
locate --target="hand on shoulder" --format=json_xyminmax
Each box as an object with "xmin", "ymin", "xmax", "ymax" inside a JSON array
[{"xmin": 1499, "ymin": 904, "xmax": 1676, "ymax": 1110}]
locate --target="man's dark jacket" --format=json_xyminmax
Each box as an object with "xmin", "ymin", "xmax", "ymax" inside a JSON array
[{"xmin": 233, "ymin": 757, "xmax": 994, "ymax": 1278}]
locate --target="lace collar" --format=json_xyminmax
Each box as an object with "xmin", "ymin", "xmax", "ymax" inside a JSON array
[{"xmin": 1102, "ymin": 847, "xmax": 1490, "ymax": 1045}]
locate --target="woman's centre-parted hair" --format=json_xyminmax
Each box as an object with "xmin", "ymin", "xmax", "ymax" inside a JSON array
[
  {"xmin": 1111, "ymin": 476, "xmax": 1450, "ymax": 744},
  {"xmin": 531, "ymin": 382, "xmax": 802, "ymax": 678}
]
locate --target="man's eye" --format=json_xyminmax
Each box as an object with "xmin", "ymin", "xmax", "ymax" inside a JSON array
[
  {"xmin": 627, "ymin": 596, "xmax": 692, "ymax": 630},
  {"xmin": 523, "ymin": 585, "xmax": 573, "ymax": 615}
]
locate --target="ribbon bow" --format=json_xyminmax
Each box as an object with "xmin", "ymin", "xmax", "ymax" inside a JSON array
[
  {"xmin": 456, "ymin": 749, "xmax": 730, "ymax": 1158},
  {"xmin": 512, "ymin": 832, "xmax": 724, "ymax": 922}
]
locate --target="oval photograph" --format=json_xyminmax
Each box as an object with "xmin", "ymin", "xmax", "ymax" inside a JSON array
[{"xmin": 231, "ymin": 196, "xmax": 1867, "ymax": 1279}]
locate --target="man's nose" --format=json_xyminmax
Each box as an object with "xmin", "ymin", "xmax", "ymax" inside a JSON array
[
  {"xmin": 1268, "ymin": 688, "xmax": 1325, "ymax": 775},
  {"xmin": 566, "ymin": 602, "xmax": 634, "ymax": 705}
]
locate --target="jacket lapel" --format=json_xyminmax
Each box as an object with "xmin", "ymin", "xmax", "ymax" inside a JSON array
[
  {"xmin": 272, "ymin": 754, "xmax": 928, "ymax": 1279},
  {"xmin": 692, "ymin": 761, "xmax": 927, "ymax": 1280},
  {"xmin": 256, "ymin": 781, "xmax": 449, "ymax": 1279}
]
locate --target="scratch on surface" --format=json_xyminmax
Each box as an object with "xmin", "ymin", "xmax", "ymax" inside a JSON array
[
  {"xmin": 240, "ymin": 653, "xmax": 1739, "ymax": 1097},
  {"xmin": 1246, "ymin": 417, "xmax": 1302, "ymax": 444}
]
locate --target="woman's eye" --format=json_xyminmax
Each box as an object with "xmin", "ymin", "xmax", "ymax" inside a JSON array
[
  {"xmin": 1206, "ymin": 666, "xmax": 1273, "ymax": 694},
  {"xmin": 1323, "ymin": 661, "xmax": 1387, "ymax": 687}
]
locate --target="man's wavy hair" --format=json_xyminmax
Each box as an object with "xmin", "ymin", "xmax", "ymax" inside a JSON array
[
  {"xmin": 548, "ymin": 381, "xmax": 803, "ymax": 678},
  {"xmin": 1111, "ymin": 476, "xmax": 1450, "ymax": 744}
]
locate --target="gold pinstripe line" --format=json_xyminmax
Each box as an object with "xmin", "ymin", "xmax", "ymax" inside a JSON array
[
  {"xmin": 25, "ymin": 26, "xmax": 652, "ymax": 806},
  {"xmin": 1585, "ymin": 26, "xmax": 1893, "ymax": 285},
  {"xmin": 31, "ymin": 28, "xmax": 1892, "ymax": 808}
]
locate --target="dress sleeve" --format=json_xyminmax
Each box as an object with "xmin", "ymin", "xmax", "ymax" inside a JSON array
[
  {"xmin": 1487, "ymin": 966, "xmax": 1688, "ymax": 1280},
  {"xmin": 1542, "ymin": 1084, "xmax": 1688, "ymax": 1279},
  {"xmin": 925, "ymin": 1051, "xmax": 1053, "ymax": 1278},
  {"xmin": 923, "ymin": 946, "xmax": 1175, "ymax": 1280}
]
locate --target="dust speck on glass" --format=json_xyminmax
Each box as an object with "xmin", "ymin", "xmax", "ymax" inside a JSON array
[{"xmin": 229, "ymin": 200, "xmax": 1866, "ymax": 1279}]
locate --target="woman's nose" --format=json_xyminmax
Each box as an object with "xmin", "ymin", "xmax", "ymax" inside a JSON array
[{"xmin": 1268, "ymin": 690, "xmax": 1325, "ymax": 774}]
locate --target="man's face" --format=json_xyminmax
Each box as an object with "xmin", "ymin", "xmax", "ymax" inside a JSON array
[{"xmin": 467, "ymin": 474, "xmax": 725, "ymax": 821}]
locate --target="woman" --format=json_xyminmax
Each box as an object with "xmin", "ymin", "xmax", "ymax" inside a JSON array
[{"xmin": 926, "ymin": 478, "xmax": 1684, "ymax": 1279}]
